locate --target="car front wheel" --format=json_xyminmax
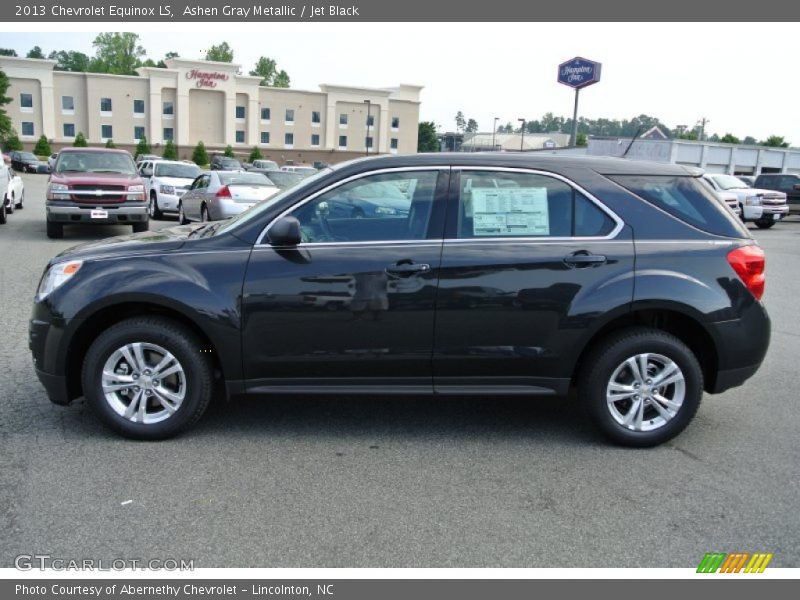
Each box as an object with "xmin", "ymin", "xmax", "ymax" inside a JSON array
[
  {"xmin": 178, "ymin": 202, "xmax": 188, "ymax": 224},
  {"xmin": 755, "ymin": 219, "xmax": 775, "ymax": 229},
  {"xmin": 0, "ymin": 200, "xmax": 6, "ymax": 224},
  {"xmin": 46, "ymin": 221, "xmax": 63, "ymax": 239},
  {"xmin": 15, "ymin": 190, "xmax": 23, "ymax": 209},
  {"xmin": 579, "ymin": 327, "xmax": 703, "ymax": 447},
  {"xmin": 81, "ymin": 317, "xmax": 213, "ymax": 439},
  {"xmin": 149, "ymin": 192, "xmax": 163, "ymax": 219}
]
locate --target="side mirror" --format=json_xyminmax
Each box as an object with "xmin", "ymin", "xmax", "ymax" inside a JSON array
[
  {"xmin": 141, "ymin": 168, "xmax": 153, "ymax": 177},
  {"xmin": 268, "ymin": 216, "xmax": 302, "ymax": 246}
]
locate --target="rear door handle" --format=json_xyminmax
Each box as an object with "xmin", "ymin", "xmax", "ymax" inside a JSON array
[
  {"xmin": 564, "ymin": 252, "xmax": 607, "ymax": 267},
  {"xmin": 385, "ymin": 262, "xmax": 431, "ymax": 277}
]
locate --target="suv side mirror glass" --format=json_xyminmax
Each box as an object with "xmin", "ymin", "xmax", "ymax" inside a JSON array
[
  {"xmin": 142, "ymin": 168, "xmax": 153, "ymax": 176},
  {"xmin": 268, "ymin": 216, "xmax": 302, "ymax": 246}
]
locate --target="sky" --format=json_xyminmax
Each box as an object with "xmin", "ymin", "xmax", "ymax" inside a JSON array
[{"xmin": 2, "ymin": 23, "xmax": 797, "ymax": 145}]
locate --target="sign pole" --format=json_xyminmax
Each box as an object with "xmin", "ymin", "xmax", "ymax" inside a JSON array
[{"xmin": 570, "ymin": 88, "xmax": 580, "ymax": 147}]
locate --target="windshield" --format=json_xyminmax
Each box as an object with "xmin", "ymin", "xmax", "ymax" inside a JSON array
[
  {"xmin": 220, "ymin": 158, "xmax": 241, "ymax": 167},
  {"xmin": 262, "ymin": 172, "xmax": 303, "ymax": 187},
  {"xmin": 219, "ymin": 172, "xmax": 274, "ymax": 186},
  {"xmin": 56, "ymin": 151, "xmax": 137, "ymax": 174},
  {"xmin": 215, "ymin": 167, "xmax": 333, "ymax": 236},
  {"xmin": 19, "ymin": 152, "xmax": 38, "ymax": 161},
  {"xmin": 255, "ymin": 160, "xmax": 278, "ymax": 170},
  {"xmin": 711, "ymin": 175, "xmax": 748, "ymax": 190},
  {"xmin": 154, "ymin": 163, "xmax": 201, "ymax": 179}
]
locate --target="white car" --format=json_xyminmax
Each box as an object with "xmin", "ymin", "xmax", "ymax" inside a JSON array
[
  {"xmin": 703, "ymin": 173, "xmax": 788, "ymax": 229},
  {"xmin": 138, "ymin": 159, "xmax": 203, "ymax": 219},
  {"xmin": 47, "ymin": 153, "xmax": 59, "ymax": 172},
  {"xmin": 280, "ymin": 165, "xmax": 317, "ymax": 177}
]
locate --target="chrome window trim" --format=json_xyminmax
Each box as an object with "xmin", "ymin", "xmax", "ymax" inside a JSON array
[{"xmin": 255, "ymin": 165, "xmax": 625, "ymax": 247}]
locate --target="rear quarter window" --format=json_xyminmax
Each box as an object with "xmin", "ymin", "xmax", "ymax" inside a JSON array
[{"xmin": 610, "ymin": 175, "xmax": 750, "ymax": 238}]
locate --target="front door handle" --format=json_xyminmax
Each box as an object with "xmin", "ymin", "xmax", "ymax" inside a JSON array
[
  {"xmin": 564, "ymin": 252, "xmax": 607, "ymax": 268},
  {"xmin": 385, "ymin": 261, "xmax": 431, "ymax": 277}
]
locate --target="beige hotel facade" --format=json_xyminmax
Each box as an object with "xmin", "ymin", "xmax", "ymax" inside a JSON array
[{"xmin": 0, "ymin": 56, "xmax": 422, "ymax": 164}]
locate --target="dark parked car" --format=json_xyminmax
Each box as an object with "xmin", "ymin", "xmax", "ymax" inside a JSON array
[
  {"xmin": 210, "ymin": 155, "xmax": 243, "ymax": 171},
  {"xmin": 754, "ymin": 173, "xmax": 800, "ymax": 215},
  {"xmin": 30, "ymin": 154, "xmax": 770, "ymax": 446},
  {"xmin": 10, "ymin": 151, "xmax": 48, "ymax": 173}
]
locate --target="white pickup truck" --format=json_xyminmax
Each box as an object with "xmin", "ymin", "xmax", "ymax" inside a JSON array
[{"xmin": 703, "ymin": 173, "xmax": 789, "ymax": 229}]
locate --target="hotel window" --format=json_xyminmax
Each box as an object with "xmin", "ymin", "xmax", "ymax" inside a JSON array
[
  {"xmin": 21, "ymin": 122, "xmax": 34, "ymax": 136},
  {"xmin": 133, "ymin": 99, "xmax": 145, "ymax": 115},
  {"xmin": 261, "ymin": 107, "xmax": 270, "ymax": 121},
  {"xmin": 311, "ymin": 134, "xmax": 320, "ymax": 146},
  {"xmin": 391, "ymin": 138, "xmax": 399, "ymax": 150},
  {"xmin": 285, "ymin": 109, "xmax": 295, "ymax": 124},
  {"xmin": 20, "ymin": 93, "xmax": 33, "ymax": 110},
  {"xmin": 366, "ymin": 136, "xmax": 373, "ymax": 149},
  {"xmin": 163, "ymin": 128, "xmax": 174, "ymax": 141},
  {"xmin": 338, "ymin": 135, "xmax": 347, "ymax": 149},
  {"xmin": 311, "ymin": 111, "xmax": 321, "ymax": 125},
  {"xmin": 339, "ymin": 114, "xmax": 348, "ymax": 126},
  {"xmin": 134, "ymin": 126, "xmax": 145, "ymax": 141},
  {"xmin": 366, "ymin": 115, "xmax": 374, "ymax": 128},
  {"xmin": 392, "ymin": 117, "xmax": 400, "ymax": 130},
  {"xmin": 63, "ymin": 123, "xmax": 75, "ymax": 138},
  {"xmin": 284, "ymin": 133, "xmax": 294, "ymax": 146},
  {"xmin": 62, "ymin": 96, "xmax": 75, "ymax": 113},
  {"xmin": 235, "ymin": 105, "xmax": 245, "ymax": 120},
  {"xmin": 235, "ymin": 130, "xmax": 245, "ymax": 143},
  {"xmin": 101, "ymin": 124, "xmax": 113, "ymax": 140},
  {"xmin": 261, "ymin": 131, "xmax": 270, "ymax": 144},
  {"xmin": 163, "ymin": 101, "xmax": 174, "ymax": 117},
  {"xmin": 100, "ymin": 97, "xmax": 112, "ymax": 113}
]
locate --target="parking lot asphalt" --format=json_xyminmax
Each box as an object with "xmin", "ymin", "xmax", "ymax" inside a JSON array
[{"xmin": 1, "ymin": 172, "xmax": 798, "ymax": 568}]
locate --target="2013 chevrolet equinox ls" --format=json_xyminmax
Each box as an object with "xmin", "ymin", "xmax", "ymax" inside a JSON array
[{"xmin": 29, "ymin": 154, "xmax": 770, "ymax": 445}]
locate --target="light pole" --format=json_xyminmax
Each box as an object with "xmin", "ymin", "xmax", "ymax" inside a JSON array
[
  {"xmin": 363, "ymin": 100, "xmax": 371, "ymax": 156},
  {"xmin": 518, "ymin": 118, "xmax": 525, "ymax": 151},
  {"xmin": 492, "ymin": 117, "xmax": 499, "ymax": 151}
]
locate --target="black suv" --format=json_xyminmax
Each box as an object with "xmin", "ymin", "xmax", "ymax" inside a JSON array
[
  {"xmin": 29, "ymin": 155, "xmax": 770, "ymax": 445},
  {"xmin": 210, "ymin": 155, "xmax": 243, "ymax": 171},
  {"xmin": 754, "ymin": 173, "xmax": 800, "ymax": 214}
]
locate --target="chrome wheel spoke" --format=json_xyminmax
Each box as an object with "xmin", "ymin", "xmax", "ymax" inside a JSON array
[
  {"xmin": 653, "ymin": 360, "xmax": 681, "ymax": 386},
  {"xmin": 123, "ymin": 390, "xmax": 144, "ymax": 420},
  {"xmin": 625, "ymin": 356, "xmax": 644, "ymax": 383},
  {"xmin": 621, "ymin": 398, "xmax": 643, "ymax": 429},
  {"xmin": 607, "ymin": 382, "xmax": 637, "ymax": 402},
  {"xmin": 653, "ymin": 393, "xmax": 682, "ymax": 412},
  {"xmin": 156, "ymin": 363, "xmax": 182, "ymax": 379},
  {"xmin": 152, "ymin": 351, "xmax": 177, "ymax": 376},
  {"xmin": 649, "ymin": 396, "xmax": 674, "ymax": 421},
  {"xmin": 153, "ymin": 389, "xmax": 178, "ymax": 413}
]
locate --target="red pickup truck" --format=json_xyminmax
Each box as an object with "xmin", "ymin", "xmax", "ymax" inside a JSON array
[{"xmin": 46, "ymin": 147, "xmax": 148, "ymax": 239}]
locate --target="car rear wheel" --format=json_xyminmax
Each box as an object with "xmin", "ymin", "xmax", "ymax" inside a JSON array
[
  {"xmin": 81, "ymin": 317, "xmax": 213, "ymax": 439},
  {"xmin": 755, "ymin": 219, "xmax": 775, "ymax": 229},
  {"xmin": 149, "ymin": 192, "xmax": 163, "ymax": 219},
  {"xmin": 132, "ymin": 221, "xmax": 149, "ymax": 233},
  {"xmin": 15, "ymin": 190, "xmax": 23, "ymax": 209},
  {"xmin": 579, "ymin": 327, "xmax": 703, "ymax": 447},
  {"xmin": 201, "ymin": 205, "xmax": 209, "ymax": 222},
  {"xmin": 46, "ymin": 221, "xmax": 63, "ymax": 239}
]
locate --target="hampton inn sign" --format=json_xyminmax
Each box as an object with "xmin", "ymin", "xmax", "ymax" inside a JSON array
[{"xmin": 186, "ymin": 69, "xmax": 230, "ymax": 88}]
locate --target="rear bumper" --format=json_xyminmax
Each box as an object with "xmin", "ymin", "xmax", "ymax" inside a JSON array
[{"xmin": 46, "ymin": 203, "xmax": 148, "ymax": 224}]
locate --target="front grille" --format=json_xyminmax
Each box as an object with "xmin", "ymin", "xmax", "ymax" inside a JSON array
[{"xmin": 70, "ymin": 185, "xmax": 127, "ymax": 203}]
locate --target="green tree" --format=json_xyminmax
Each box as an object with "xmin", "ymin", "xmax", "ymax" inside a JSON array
[
  {"xmin": 760, "ymin": 135, "xmax": 789, "ymax": 148},
  {"xmin": 3, "ymin": 134, "xmax": 23, "ymax": 152},
  {"xmin": 576, "ymin": 132, "xmax": 588, "ymax": 147},
  {"xmin": 248, "ymin": 146, "xmax": 263, "ymax": 162},
  {"xmin": 73, "ymin": 132, "xmax": 88, "ymax": 147},
  {"xmin": 27, "ymin": 46, "xmax": 45, "ymax": 59},
  {"xmin": 417, "ymin": 121, "xmax": 439, "ymax": 153},
  {"xmin": 90, "ymin": 32, "xmax": 145, "ymax": 75},
  {"xmin": 33, "ymin": 134, "xmax": 52, "ymax": 156},
  {"xmin": 454, "ymin": 111, "xmax": 466, "ymax": 133},
  {"xmin": 48, "ymin": 50, "xmax": 91, "ymax": 72},
  {"xmin": 249, "ymin": 56, "xmax": 291, "ymax": 88},
  {"xmin": 205, "ymin": 42, "xmax": 234, "ymax": 63},
  {"xmin": 162, "ymin": 139, "xmax": 178, "ymax": 160},
  {"xmin": 105, "ymin": 138, "xmax": 116, "ymax": 148},
  {"xmin": 223, "ymin": 144, "xmax": 234, "ymax": 158},
  {"xmin": 134, "ymin": 134, "xmax": 151, "ymax": 157},
  {"xmin": 0, "ymin": 68, "xmax": 14, "ymax": 143},
  {"xmin": 743, "ymin": 136, "xmax": 757, "ymax": 145},
  {"xmin": 465, "ymin": 118, "xmax": 478, "ymax": 133},
  {"xmin": 192, "ymin": 141, "xmax": 209, "ymax": 165},
  {"xmin": 156, "ymin": 51, "xmax": 179, "ymax": 68},
  {"xmin": 0, "ymin": 49, "xmax": 17, "ymax": 57},
  {"xmin": 720, "ymin": 133, "xmax": 741, "ymax": 144}
]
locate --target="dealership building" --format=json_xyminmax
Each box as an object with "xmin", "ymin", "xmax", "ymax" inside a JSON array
[{"xmin": 0, "ymin": 56, "xmax": 422, "ymax": 163}]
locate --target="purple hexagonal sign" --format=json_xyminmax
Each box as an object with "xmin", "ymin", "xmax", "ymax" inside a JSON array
[{"xmin": 558, "ymin": 57, "xmax": 602, "ymax": 89}]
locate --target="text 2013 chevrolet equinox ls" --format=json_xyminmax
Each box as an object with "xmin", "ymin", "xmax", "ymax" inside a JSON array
[{"xmin": 29, "ymin": 154, "xmax": 770, "ymax": 445}]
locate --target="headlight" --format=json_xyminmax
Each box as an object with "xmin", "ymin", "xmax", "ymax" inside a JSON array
[
  {"xmin": 745, "ymin": 196, "xmax": 762, "ymax": 206},
  {"xmin": 374, "ymin": 206, "xmax": 397, "ymax": 215},
  {"xmin": 159, "ymin": 184, "xmax": 175, "ymax": 195},
  {"xmin": 36, "ymin": 261, "xmax": 83, "ymax": 301},
  {"xmin": 127, "ymin": 184, "xmax": 146, "ymax": 201},
  {"xmin": 47, "ymin": 183, "xmax": 70, "ymax": 201}
]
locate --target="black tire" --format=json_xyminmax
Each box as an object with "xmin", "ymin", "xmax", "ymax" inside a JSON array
[
  {"xmin": 201, "ymin": 205, "xmax": 209, "ymax": 222},
  {"xmin": 15, "ymin": 190, "xmax": 23, "ymax": 210},
  {"xmin": 0, "ymin": 200, "xmax": 6, "ymax": 224},
  {"xmin": 81, "ymin": 316, "xmax": 214, "ymax": 440},
  {"xmin": 6, "ymin": 195, "xmax": 13, "ymax": 215},
  {"xmin": 178, "ymin": 202, "xmax": 188, "ymax": 225},
  {"xmin": 755, "ymin": 219, "xmax": 775, "ymax": 229},
  {"xmin": 579, "ymin": 327, "xmax": 703, "ymax": 447},
  {"xmin": 132, "ymin": 220, "xmax": 149, "ymax": 233},
  {"xmin": 149, "ymin": 192, "xmax": 163, "ymax": 220},
  {"xmin": 46, "ymin": 221, "xmax": 63, "ymax": 239}
]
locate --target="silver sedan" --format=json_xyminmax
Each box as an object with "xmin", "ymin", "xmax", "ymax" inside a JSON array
[{"xmin": 178, "ymin": 171, "xmax": 280, "ymax": 223}]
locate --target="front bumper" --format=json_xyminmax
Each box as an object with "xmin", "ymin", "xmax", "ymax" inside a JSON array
[
  {"xmin": 29, "ymin": 316, "xmax": 72, "ymax": 405},
  {"xmin": 760, "ymin": 205, "xmax": 790, "ymax": 220},
  {"xmin": 46, "ymin": 203, "xmax": 148, "ymax": 224},
  {"xmin": 156, "ymin": 192, "xmax": 184, "ymax": 212},
  {"xmin": 35, "ymin": 367, "xmax": 71, "ymax": 405}
]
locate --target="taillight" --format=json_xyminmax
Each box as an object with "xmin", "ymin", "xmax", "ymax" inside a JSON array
[
  {"xmin": 727, "ymin": 245, "xmax": 765, "ymax": 300},
  {"xmin": 216, "ymin": 185, "xmax": 231, "ymax": 199}
]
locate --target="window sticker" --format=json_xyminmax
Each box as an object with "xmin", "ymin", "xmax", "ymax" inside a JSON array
[{"xmin": 471, "ymin": 187, "xmax": 549, "ymax": 236}]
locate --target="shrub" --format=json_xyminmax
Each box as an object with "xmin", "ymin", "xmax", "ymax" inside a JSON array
[
  {"xmin": 73, "ymin": 132, "xmax": 88, "ymax": 147},
  {"xmin": 162, "ymin": 139, "xmax": 178, "ymax": 160},
  {"xmin": 33, "ymin": 134, "xmax": 52, "ymax": 156},
  {"xmin": 191, "ymin": 141, "xmax": 209, "ymax": 166}
]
